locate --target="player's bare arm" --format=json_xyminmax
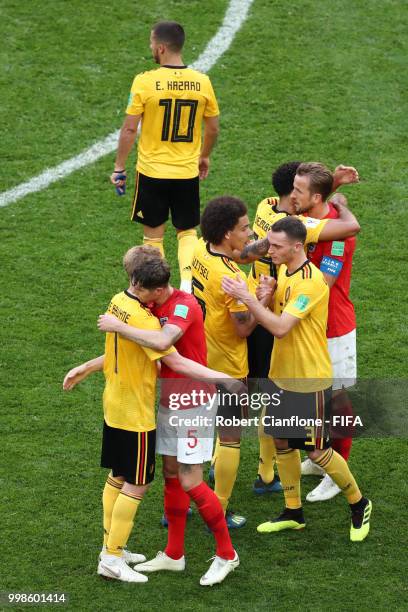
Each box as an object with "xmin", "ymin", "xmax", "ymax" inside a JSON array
[
  {"xmin": 329, "ymin": 192, "xmax": 348, "ymax": 208},
  {"xmin": 230, "ymin": 310, "xmax": 257, "ymax": 338},
  {"xmin": 321, "ymin": 272, "xmax": 338, "ymax": 289},
  {"xmin": 235, "ymin": 236, "xmax": 270, "ymax": 264},
  {"xmin": 255, "ymin": 274, "xmax": 277, "ymax": 307},
  {"xmin": 332, "ymin": 165, "xmax": 359, "ymax": 191},
  {"xmin": 97, "ymin": 314, "xmax": 182, "ymax": 351},
  {"xmin": 199, "ymin": 115, "xmax": 219, "ymax": 180},
  {"xmin": 162, "ymin": 352, "xmax": 243, "ymax": 393},
  {"xmin": 62, "ymin": 355, "xmax": 104, "ymax": 391},
  {"xmin": 110, "ymin": 113, "xmax": 142, "ymax": 185},
  {"xmin": 222, "ymin": 276, "xmax": 299, "ymax": 339},
  {"xmin": 318, "ymin": 203, "xmax": 360, "ymax": 240}
]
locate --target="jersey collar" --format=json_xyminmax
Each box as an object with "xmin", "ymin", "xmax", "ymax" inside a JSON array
[
  {"xmin": 272, "ymin": 203, "xmax": 289, "ymax": 216},
  {"xmin": 162, "ymin": 64, "xmax": 188, "ymax": 69},
  {"xmin": 206, "ymin": 242, "xmax": 232, "ymax": 259},
  {"xmin": 286, "ymin": 259, "xmax": 310, "ymax": 277},
  {"xmin": 124, "ymin": 289, "xmax": 141, "ymax": 302}
]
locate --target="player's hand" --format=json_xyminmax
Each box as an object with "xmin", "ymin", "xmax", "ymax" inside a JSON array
[
  {"xmin": 63, "ymin": 364, "xmax": 89, "ymax": 391},
  {"xmin": 98, "ymin": 314, "xmax": 122, "ymax": 333},
  {"xmin": 330, "ymin": 196, "xmax": 349, "ymax": 214},
  {"xmin": 329, "ymin": 192, "xmax": 348, "ymax": 208},
  {"xmin": 110, "ymin": 170, "xmax": 127, "ymax": 195},
  {"xmin": 198, "ymin": 156, "xmax": 210, "ymax": 180},
  {"xmin": 220, "ymin": 377, "xmax": 247, "ymax": 397},
  {"xmin": 256, "ymin": 274, "xmax": 276, "ymax": 305},
  {"xmin": 221, "ymin": 274, "xmax": 250, "ymax": 302},
  {"xmin": 333, "ymin": 165, "xmax": 359, "ymax": 187}
]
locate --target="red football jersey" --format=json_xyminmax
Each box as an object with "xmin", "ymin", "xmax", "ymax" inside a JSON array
[
  {"xmin": 151, "ymin": 289, "xmax": 213, "ymax": 408},
  {"xmin": 307, "ymin": 202, "xmax": 356, "ymax": 338}
]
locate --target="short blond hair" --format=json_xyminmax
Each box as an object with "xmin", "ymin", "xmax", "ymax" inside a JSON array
[{"xmin": 123, "ymin": 245, "xmax": 162, "ymax": 278}]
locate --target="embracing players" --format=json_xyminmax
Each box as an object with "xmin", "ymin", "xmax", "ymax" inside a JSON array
[
  {"xmin": 238, "ymin": 161, "xmax": 360, "ymax": 494},
  {"xmin": 63, "ymin": 246, "xmax": 240, "ymax": 585},
  {"xmin": 97, "ymin": 246, "xmax": 239, "ymax": 586},
  {"xmin": 223, "ymin": 216, "xmax": 372, "ymax": 542}
]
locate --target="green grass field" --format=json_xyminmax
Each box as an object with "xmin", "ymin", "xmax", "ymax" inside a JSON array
[{"xmin": 1, "ymin": 0, "xmax": 408, "ymax": 610}]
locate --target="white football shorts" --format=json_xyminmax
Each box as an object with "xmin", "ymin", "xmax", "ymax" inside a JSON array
[
  {"xmin": 156, "ymin": 402, "xmax": 216, "ymax": 464},
  {"xmin": 327, "ymin": 328, "xmax": 357, "ymax": 391}
]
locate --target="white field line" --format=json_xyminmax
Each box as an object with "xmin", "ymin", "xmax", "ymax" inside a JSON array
[{"xmin": 0, "ymin": 0, "xmax": 254, "ymax": 209}]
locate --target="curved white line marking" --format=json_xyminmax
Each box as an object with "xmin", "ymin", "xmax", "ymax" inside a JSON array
[{"xmin": 0, "ymin": 0, "xmax": 254, "ymax": 209}]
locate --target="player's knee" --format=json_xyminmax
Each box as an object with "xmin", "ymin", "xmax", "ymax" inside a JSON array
[
  {"xmin": 122, "ymin": 481, "xmax": 149, "ymax": 498},
  {"xmin": 307, "ymin": 449, "xmax": 324, "ymax": 462},
  {"xmin": 110, "ymin": 471, "xmax": 125, "ymax": 483},
  {"xmin": 178, "ymin": 463, "xmax": 203, "ymax": 491},
  {"xmin": 218, "ymin": 432, "xmax": 241, "ymax": 444},
  {"xmin": 162, "ymin": 455, "xmax": 178, "ymax": 479},
  {"xmin": 274, "ymin": 438, "xmax": 289, "ymax": 451}
]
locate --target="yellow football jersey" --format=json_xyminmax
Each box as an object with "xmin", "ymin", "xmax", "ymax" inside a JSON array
[
  {"xmin": 192, "ymin": 238, "xmax": 248, "ymax": 379},
  {"xmin": 269, "ymin": 260, "xmax": 332, "ymax": 392},
  {"xmin": 126, "ymin": 66, "xmax": 219, "ymax": 179},
  {"xmin": 247, "ymin": 196, "xmax": 329, "ymax": 293},
  {"xmin": 103, "ymin": 290, "xmax": 175, "ymax": 432}
]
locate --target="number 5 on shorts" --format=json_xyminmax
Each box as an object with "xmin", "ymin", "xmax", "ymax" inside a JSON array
[{"xmin": 187, "ymin": 428, "xmax": 198, "ymax": 449}]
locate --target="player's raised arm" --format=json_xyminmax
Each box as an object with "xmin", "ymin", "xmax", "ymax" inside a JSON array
[
  {"xmin": 332, "ymin": 165, "xmax": 359, "ymax": 191},
  {"xmin": 318, "ymin": 201, "xmax": 360, "ymax": 240},
  {"xmin": 234, "ymin": 236, "xmax": 270, "ymax": 264},
  {"xmin": 222, "ymin": 275, "xmax": 299, "ymax": 339},
  {"xmin": 63, "ymin": 355, "xmax": 104, "ymax": 391},
  {"xmin": 98, "ymin": 313, "xmax": 182, "ymax": 352}
]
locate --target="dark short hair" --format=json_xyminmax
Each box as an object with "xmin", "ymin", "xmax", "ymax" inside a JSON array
[
  {"xmin": 152, "ymin": 21, "xmax": 185, "ymax": 52},
  {"xmin": 200, "ymin": 196, "xmax": 247, "ymax": 245},
  {"xmin": 131, "ymin": 255, "xmax": 170, "ymax": 289},
  {"xmin": 296, "ymin": 162, "xmax": 333, "ymax": 202},
  {"xmin": 271, "ymin": 216, "xmax": 307, "ymax": 243},
  {"xmin": 272, "ymin": 161, "xmax": 302, "ymax": 197}
]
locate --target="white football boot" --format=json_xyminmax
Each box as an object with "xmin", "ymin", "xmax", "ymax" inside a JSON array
[
  {"xmin": 301, "ymin": 458, "xmax": 325, "ymax": 476},
  {"xmin": 99, "ymin": 546, "xmax": 146, "ymax": 565},
  {"xmin": 134, "ymin": 551, "xmax": 185, "ymax": 573},
  {"xmin": 306, "ymin": 474, "xmax": 341, "ymax": 502},
  {"xmin": 200, "ymin": 551, "xmax": 239, "ymax": 586},
  {"xmin": 97, "ymin": 554, "xmax": 148, "ymax": 583}
]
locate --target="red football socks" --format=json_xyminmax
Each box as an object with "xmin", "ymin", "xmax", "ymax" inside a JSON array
[
  {"xmin": 332, "ymin": 436, "xmax": 352, "ymax": 461},
  {"xmin": 188, "ymin": 482, "xmax": 235, "ymax": 560},
  {"xmin": 331, "ymin": 395, "xmax": 354, "ymax": 461},
  {"xmin": 164, "ymin": 477, "xmax": 190, "ymax": 560}
]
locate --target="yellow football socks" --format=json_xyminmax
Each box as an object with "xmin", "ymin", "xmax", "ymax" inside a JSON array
[
  {"xmin": 258, "ymin": 430, "xmax": 277, "ymax": 484},
  {"xmin": 102, "ymin": 473, "xmax": 123, "ymax": 546},
  {"xmin": 214, "ymin": 441, "xmax": 240, "ymax": 513},
  {"xmin": 276, "ymin": 448, "xmax": 302, "ymax": 509},
  {"xmin": 314, "ymin": 448, "xmax": 362, "ymax": 504},
  {"xmin": 106, "ymin": 491, "xmax": 142, "ymax": 557},
  {"xmin": 143, "ymin": 235, "xmax": 164, "ymax": 257},
  {"xmin": 177, "ymin": 229, "xmax": 198, "ymax": 282},
  {"xmin": 211, "ymin": 436, "xmax": 220, "ymax": 468}
]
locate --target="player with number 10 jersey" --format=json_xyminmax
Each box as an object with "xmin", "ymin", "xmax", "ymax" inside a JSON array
[
  {"xmin": 112, "ymin": 21, "xmax": 220, "ymax": 293},
  {"xmin": 127, "ymin": 66, "xmax": 219, "ymax": 180}
]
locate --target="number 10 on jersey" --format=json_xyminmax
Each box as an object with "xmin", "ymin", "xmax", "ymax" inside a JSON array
[{"xmin": 159, "ymin": 99, "xmax": 198, "ymax": 143}]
